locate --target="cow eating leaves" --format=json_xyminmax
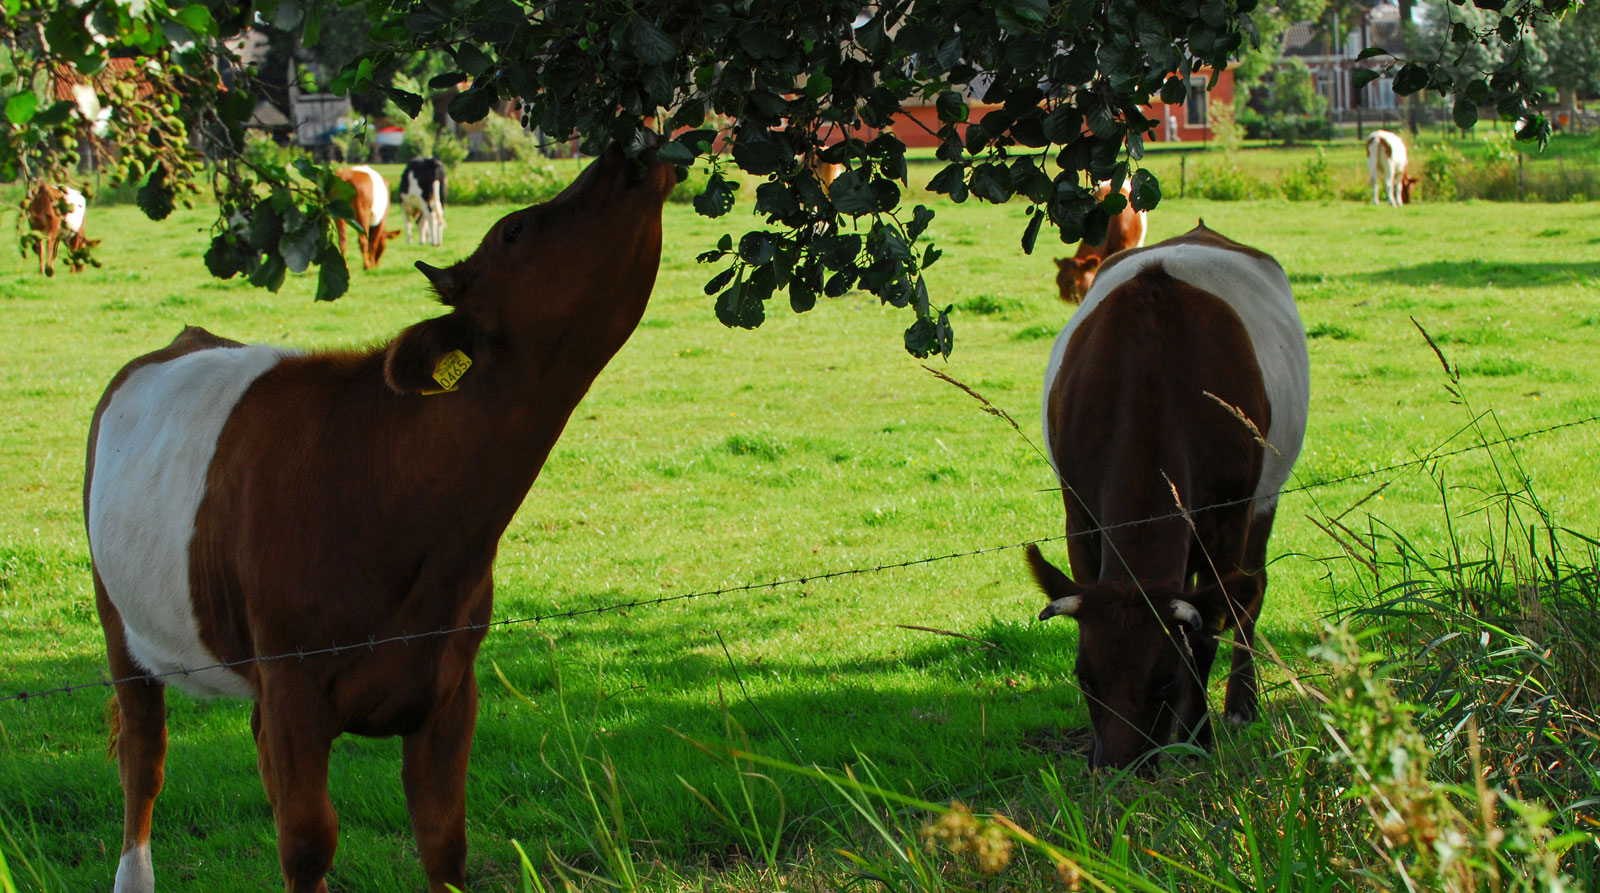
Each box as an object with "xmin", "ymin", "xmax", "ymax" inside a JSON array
[{"xmin": 86, "ymin": 144, "xmax": 678, "ymax": 893}]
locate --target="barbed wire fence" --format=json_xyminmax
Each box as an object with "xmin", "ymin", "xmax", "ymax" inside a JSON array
[{"xmin": 3, "ymin": 409, "xmax": 1598, "ymax": 707}]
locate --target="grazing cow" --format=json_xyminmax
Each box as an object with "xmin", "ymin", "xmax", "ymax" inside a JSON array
[
  {"xmin": 27, "ymin": 185, "xmax": 97, "ymax": 276},
  {"xmin": 400, "ymin": 157, "xmax": 448, "ymax": 247},
  {"xmin": 85, "ymin": 143, "xmax": 678, "ymax": 893},
  {"xmin": 1054, "ymin": 180, "xmax": 1148, "ymax": 302},
  {"xmin": 1030, "ymin": 222, "xmax": 1309, "ymax": 770},
  {"xmin": 1366, "ymin": 130, "xmax": 1418, "ymax": 206},
  {"xmin": 334, "ymin": 165, "xmax": 401, "ymax": 270}
]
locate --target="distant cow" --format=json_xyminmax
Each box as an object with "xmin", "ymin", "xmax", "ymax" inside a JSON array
[
  {"xmin": 1030, "ymin": 222, "xmax": 1309, "ymax": 770},
  {"xmin": 1366, "ymin": 130, "xmax": 1418, "ymax": 206},
  {"xmin": 1055, "ymin": 180, "xmax": 1148, "ymax": 302},
  {"xmin": 27, "ymin": 185, "xmax": 98, "ymax": 276},
  {"xmin": 334, "ymin": 165, "xmax": 400, "ymax": 270},
  {"xmin": 86, "ymin": 143, "xmax": 679, "ymax": 893},
  {"xmin": 400, "ymin": 157, "xmax": 448, "ymax": 247}
]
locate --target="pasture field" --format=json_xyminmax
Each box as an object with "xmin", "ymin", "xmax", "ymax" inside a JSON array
[{"xmin": 1, "ymin": 188, "xmax": 1598, "ymax": 890}]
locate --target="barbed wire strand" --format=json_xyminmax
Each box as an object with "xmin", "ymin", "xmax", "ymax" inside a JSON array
[{"xmin": 4, "ymin": 410, "xmax": 1597, "ymax": 707}]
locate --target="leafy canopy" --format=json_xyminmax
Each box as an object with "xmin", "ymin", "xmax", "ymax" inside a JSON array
[{"xmin": 0, "ymin": 0, "xmax": 1578, "ymax": 355}]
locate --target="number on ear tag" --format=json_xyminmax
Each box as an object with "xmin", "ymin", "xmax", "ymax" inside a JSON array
[{"xmin": 421, "ymin": 349, "xmax": 472, "ymax": 395}]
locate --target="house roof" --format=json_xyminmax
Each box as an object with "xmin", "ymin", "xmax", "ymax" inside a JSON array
[{"xmin": 50, "ymin": 58, "xmax": 156, "ymax": 102}]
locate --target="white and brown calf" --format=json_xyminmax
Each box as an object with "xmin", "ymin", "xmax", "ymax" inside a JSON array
[
  {"xmin": 1366, "ymin": 130, "xmax": 1418, "ymax": 206},
  {"xmin": 87, "ymin": 142, "xmax": 679, "ymax": 893},
  {"xmin": 1054, "ymin": 180, "xmax": 1148, "ymax": 303},
  {"xmin": 335, "ymin": 165, "xmax": 401, "ymax": 270},
  {"xmin": 27, "ymin": 184, "xmax": 96, "ymax": 276}
]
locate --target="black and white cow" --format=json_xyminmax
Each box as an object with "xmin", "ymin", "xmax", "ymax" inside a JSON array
[{"xmin": 400, "ymin": 157, "xmax": 448, "ymax": 247}]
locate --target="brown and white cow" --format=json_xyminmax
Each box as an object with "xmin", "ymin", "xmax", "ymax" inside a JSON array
[
  {"xmin": 27, "ymin": 184, "xmax": 97, "ymax": 276},
  {"xmin": 85, "ymin": 143, "xmax": 678, "ymax": 893},
  {"xmin": 1030, "ymin": 222, "xmax": 1309, "ymax": 770},
  {"xmin": 335, "ymin": 164, "xmax": 401, "ymax": 270},
  {"xmin": 1366, "ymin": 130, "xmax": 1418, "ymax": 207},
  {"xmin": 1054, "ymin": 180, "xmax": 1148, "ymax": 302}
]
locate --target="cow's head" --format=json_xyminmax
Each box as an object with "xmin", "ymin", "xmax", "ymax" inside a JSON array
[
  {"xmin": 370, "ymin": 227, "xmax": 401, "ymax": 268},
  {"xmin": 1399, "ymin": 175, "xmax": 1420, "ymax": 205},
  {"xmin": 1055, "ymin": 256, "xmax": 1101, "ymax": 303},
  {"xmin": 386, "ymin": 142, "xmax": 678, "ymax": 395},
  {"xmin": 1027, "ymin": 545, "xmax": 1254, "ymax": 770}
]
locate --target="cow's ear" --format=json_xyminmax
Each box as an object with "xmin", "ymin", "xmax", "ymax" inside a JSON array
[
  {"xmin": 384, "ymin": 311, "xmax": 480, "ymax": 395},
  {"xmin": 1081, "ymin": 255, "xmax": 1101, "ymax": 272},
  {"xmin": 1027, "ymin": 545, "xmax": 1085, "ymax": 620},
  {"xmin": 1054, "ymin": 258, "xmax": 1068, "ymax": 269}
]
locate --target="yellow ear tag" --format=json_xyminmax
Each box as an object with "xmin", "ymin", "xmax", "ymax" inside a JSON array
[{"xmin": 421, "ymin": 350, "xmax": 472, "ymax": 395}]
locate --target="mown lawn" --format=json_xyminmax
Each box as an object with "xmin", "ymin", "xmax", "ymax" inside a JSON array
[{"xmin": 1, "ymin": 187, "xmax": 1597, "ymax": 890}]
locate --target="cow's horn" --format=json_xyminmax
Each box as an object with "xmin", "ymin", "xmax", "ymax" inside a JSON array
[
  {"xmin": 1038, "ymin": 596, "xmax": 1081, "ymax": 621},
  {"xmin": 415, "ymin": 260, "xmax": 455, "ymax": 294},
  {"xmin": 1171, "ymin": 599, "xmax": 1202, "ymax": 630}
]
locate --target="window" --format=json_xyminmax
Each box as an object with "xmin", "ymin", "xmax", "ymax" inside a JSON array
[{"xmin": 1186, "ymin": 76, "xmax": 1207, "ymax": 127}]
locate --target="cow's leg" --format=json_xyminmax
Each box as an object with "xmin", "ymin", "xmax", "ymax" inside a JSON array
[
  {"xmin": 255, "ymin": 681, "xmax": 338, "ymax": 893},
  {"xmin": 95, "ymin": 576, "xmax": 166, "ymax": 893},
  {"xmin": 402, "ymin": 669, "xmax": 478, "ymax": 893},
  {"xmin": 1178, "ymin": 631, "xmax": 1220, "ymax": 752},
  {"xmin": 335, "ymin": 219, "xmax": 348, "ymax": 261},
  {"xmin": 1224, "ymin": 505, "xmax": 1275, "ymax": 724}
]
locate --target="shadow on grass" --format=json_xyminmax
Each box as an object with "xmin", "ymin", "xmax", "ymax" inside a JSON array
[{"xmin": 1354, "ymin": 259, "xmax": 1600, "ymax": 289}]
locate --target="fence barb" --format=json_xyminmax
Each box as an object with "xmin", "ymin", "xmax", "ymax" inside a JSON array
[{"xmin": 4, "ymin": 410, "xmax": 1598, "ymax": 707}]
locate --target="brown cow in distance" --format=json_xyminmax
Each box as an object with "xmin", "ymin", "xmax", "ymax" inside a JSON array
[
  {"xmin": 335, "ymin": 164, "xmax": 401, "ymax": 270},
  {"xmin": 27, "ymin": 184, "xmax": 99, "ymax": 276},
  {"xmin": 1031, "ymin": 223, "xmax": 1309, "ymax": 770},
  {"xmin": 1054, "ymin": 180, "xmax": 1148, "ymax": 302},
  {"xmin": 85, "ymin": 143, "xmax": 678, "ymax": 893}
]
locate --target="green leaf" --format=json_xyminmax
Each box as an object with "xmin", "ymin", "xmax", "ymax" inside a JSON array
[
  {"xmin": 1355, "ymin": 46, "xmax": 1389, "ymax": 61},
  {"xmin": 382, "ymin": 86, "xmax": 425, "ymax": 119},
  {"xmin": 4, "ymin": 90, "xmax": 37, "ymax": 125},
  {"xmin": 737, "ymin": 231, "xmax": 775, "ymax": 266},
  {"xmin": 301, "ymin": 0, "xmax": 322, "ymax": 47},
  {"xmin": 1393, "ymin": 64, "xmax": 1429, "ymax": 96},
  {"xmin": 935, "ymin": 90, "xmax": 968, "ymax": 124},
  {"xmin": 279, "ymin": 225, "xmax": 320, "ymax": 274},
  {"xmin": 1019, "ymin": 208, "xmax": 1043, "ymax": 255},
  {"xmin": 1452, "ymin": 97, "xmax": 1479, "ymax": 130},
  {"xmin": 630, "ymin": 17, "xmax": 675, "ymax": 65},
  {"xmin": 136, "ymin": 166, "xmax": 175, "ymax": 221},
  {"xmin": 32, "ymin": 100, "xmax": 73, "ymax": 127},
  {"xmin": 314, "ymin": 244, "xmax": 349, "ymax": 302},
  {"xmin": 1351, "ymin": 69, "xmax": 1380, "ymax": 91},
  {"xmin": 456, "ymin": 44, "xmax": 494, "ymax": 78},
  {"xmin": 173, "ymin": 4, "xmax": 215, "ymax": 35},
  {"xmin": 657, "ymin": 141, "xmax": 695, "ymax": 166},
  {"xmin": 731, "ymin": 137, "xmax": 788, "ymax": 176},
  {"xmin": 693, "ymin": 174, "xmax": 736, "ymax": 217},
  {"xmin": 249, "ymin": 254, "xmax": 288, "ymax": 293},
  {"xmin": 715, "ymin": 281, "xmax": 766, "ymax": 329},
  {"xmin": 204, "ymin": 235, "xmax": 245, "ymax": 279},
  {"xmin": 828, "ymin": 170, "xmax": 875, "ymax": 215},
  {"xmin": 968, "ymin": 163, "xmax": 1012, "ymax": 203},
  {"xmin": 925, "ymin": 162, "xmax": 969, "ymax": 202},
  {"xmin": 449, "ymin": 87, "xmax": 492, "ymax": 124},
  {"xmin": 429, "ymin": 71, "xmax": 468, "ymax": 90},
  {"xmin": 1129, "ymin": 169, "xmax": 1161, "ymax": 211}
]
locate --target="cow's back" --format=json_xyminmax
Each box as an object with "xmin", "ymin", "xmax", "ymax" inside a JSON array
[
  {"xmin": 1043, "ymin": 229, "xmax": 1308, "ymax": 513},
  {"xmin": 86, "ymin": 328, "xmax": 290, "ymax": 696},
  {"xmin": 348, "ymin": 165, "xmax": 389, "ymax": 229}
]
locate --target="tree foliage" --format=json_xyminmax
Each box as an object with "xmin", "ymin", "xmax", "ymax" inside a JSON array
[{"xmin": 0, "ymin": 0, "xmax": 1580, "ymax": 355}]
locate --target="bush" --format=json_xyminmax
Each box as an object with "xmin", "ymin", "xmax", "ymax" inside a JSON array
[
  {"xmin": 1190, "ymin": 160, "xmax": 1273, "ymax": 200},
  {"xmin": 1278, "ymin": 148, "xmax": 1336, "ymax": 200},
  {"xmin": 447, "ymin": 161, "xmax": 570, "ymax": 205}
]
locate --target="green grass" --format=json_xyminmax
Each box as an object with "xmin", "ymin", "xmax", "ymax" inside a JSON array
[{"xmin": 1, "ymin": 188, "xmax": 1598, "ymax": 890}]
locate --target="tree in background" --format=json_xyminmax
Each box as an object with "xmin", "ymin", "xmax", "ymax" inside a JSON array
[{"xmin": 0, "ymin": 0, "xmax": 1579, "ymax": 355}]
